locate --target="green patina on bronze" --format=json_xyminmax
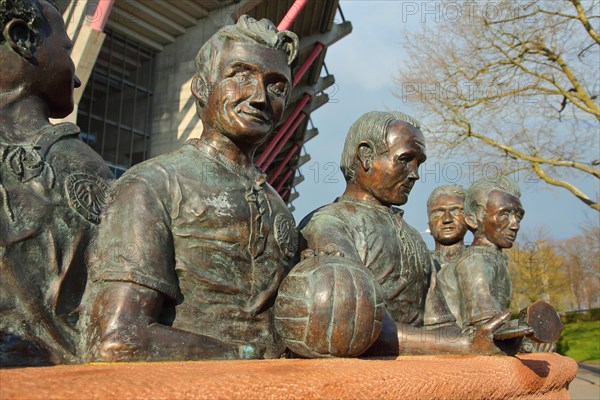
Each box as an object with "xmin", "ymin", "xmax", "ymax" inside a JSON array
[
  {"xmin": 0, "ymin": 0, "xmax": 114, "ymax": 366},
  {"xmin": 81, "ymin": 15, "xmax": 300, "ymax": 362}
]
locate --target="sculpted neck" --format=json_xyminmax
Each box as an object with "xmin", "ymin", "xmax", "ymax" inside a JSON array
[
  {"xmin": 200, "ymin": 128, "xmax": 254, "ymax": 170},
  {"xmin": 0, "ymin": 94, "xmax": 51, "ymax": 143},
  {"xmin": 342, "ymin": 181, "xmax": 379, "ymax": 206},
  {"xmin": 434, "ymin": 240, "xmax": 465, "ymax": 256},
  {"xmin": 341, "ymin": 181, "xmax": 394, "ymax": 209},
  {"xmin": 472, "ymin": 234, "xmax": 500, "ymax": 251}
]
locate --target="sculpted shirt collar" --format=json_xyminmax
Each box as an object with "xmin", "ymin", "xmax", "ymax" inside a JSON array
[
  {"xmin": 462, "ymin": 244, "xmax": 508, "ymax": 262},
  {"xmin": 337, "ymin": 195, "xmax": 405, "ymax": 217},
  {"xmin": 187, "ymin": 137, "xmax": 265, "ymax": 184}
]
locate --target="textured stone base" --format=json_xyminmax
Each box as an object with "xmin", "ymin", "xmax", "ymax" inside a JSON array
[{"xmin": 0, "ymin": 353, "xmax": 576, "ymax": 399}]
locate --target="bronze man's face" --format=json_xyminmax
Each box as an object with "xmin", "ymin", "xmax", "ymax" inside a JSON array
[
  {"xmin": 362, "ymin": 122, "xmax": 427, "ymax": 207},
  {"xmin": 35, "ymin": 0, "xmax": 81, "ymax": 118},
  {"xmin": 480, "ymin": 190, "xmax": 524, "ymax": 249},
  {"xmin": 205, "ymin": 41, "xmax": 291, "ymax": 148},
  {"xmin": 428, "ymin": 194, "xmax": 467, "ymax": 246}
]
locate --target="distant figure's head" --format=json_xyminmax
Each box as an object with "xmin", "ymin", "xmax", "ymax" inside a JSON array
[
  {"xmin": 191, "ymin": 15, "xmax": 299, "ymax": 151},
  {"xmin": 0, "ymin": 0, "xmax": 81, "ymax": 118},
  {"xmin": 465, "ymin": 176, "xmax": 524, "ymax": 249},
  {"xmin": 427, "ymin": 184, "xmax": 467, "ymax": 248},
  {"xmin": 340, "ymin": 111, "xmax": 426, "ymax": 207}
]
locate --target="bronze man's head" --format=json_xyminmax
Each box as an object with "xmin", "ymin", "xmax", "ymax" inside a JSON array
[
  {"xmin": 191, "ymin": 16, "xmax": 299, "ymax": 149},
  {"xmin": 465, "ymin": 176, "xmax": 524, "ymax": 249},
  {"xmin": 1, "ymin": 0, "xmax": 80, "ymax": 118},
  {"xmin": 427, "ymin": 184, "xmax": 467, "ymax": 247},
  {"xmin": 340, "ymin": 111, "xmax": 426, "ymax": 207}
]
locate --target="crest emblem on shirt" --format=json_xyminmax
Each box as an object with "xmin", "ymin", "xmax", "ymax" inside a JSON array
[
  {"xmin": 274, "ymin": 214, "xmax": 298, "ymax": 258},
  {"xmin": 64, "ymin": 173, "xmax": 109, "ymax": 223}
]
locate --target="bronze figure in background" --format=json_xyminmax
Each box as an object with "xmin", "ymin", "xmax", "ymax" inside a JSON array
[
  {"xmin": 82, "ymin": 16, "xmax": 299, "ymax": 362},
  {"xmin": 287, "ymin": 111, "xmax": 517, "ymax": 358},
  {"xmin": 449, "ymin": 176, "xmax": 523, "ymax": 328},
  {"xmin": 427, "ymin": 184, "xmax": 468, "ymax": 325},
  {"xmin": 427, "ymin": 184, "xmax": 468, "ymax": 269},
  {"xmin": 0, "ymin": 0, "xmax": 113, "ymax": 366}
]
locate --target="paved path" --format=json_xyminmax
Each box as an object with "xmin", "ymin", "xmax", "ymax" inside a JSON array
[{"xmin": 570, "ymin": 363, "xmax": 600, "ymax": 400}]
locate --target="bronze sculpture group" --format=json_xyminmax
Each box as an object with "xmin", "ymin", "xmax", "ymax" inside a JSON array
[{"xmin": 0, "ymin": 0, "xmax": 561, "ymax": 366}]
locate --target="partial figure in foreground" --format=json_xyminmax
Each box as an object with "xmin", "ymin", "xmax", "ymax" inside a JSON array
[
  {"xmin": 0, "ymin": 0, "xmax": 113, "ymax": 366},
  {"xmin": 83, "ymin": 16, "xmax": 299, "ymax": 362},
  {"xmin": 275, "ymin": 111, "xmax": 519, "ymax": 358}
]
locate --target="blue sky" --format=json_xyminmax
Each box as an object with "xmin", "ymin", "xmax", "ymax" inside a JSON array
[{"xmin": 292, "ymin": 1, "xmax": 600, "ymax": 248}]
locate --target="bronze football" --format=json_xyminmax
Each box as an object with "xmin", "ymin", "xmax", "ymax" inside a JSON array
[{"xmin": 274, "ymin": 255, "xmax": 385, "ymax": 358}]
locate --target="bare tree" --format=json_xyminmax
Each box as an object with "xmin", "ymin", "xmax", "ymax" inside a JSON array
[
  {"xmin": 558, "ymin": 222, "xmax": 600, "ymax": 309},
  {"xmin": 398, "ymin": 0, "xmax": 599, "ymax": 211}
]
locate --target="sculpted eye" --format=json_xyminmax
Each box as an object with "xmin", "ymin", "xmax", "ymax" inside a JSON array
[
  {"xmin": 516, "ymin": 212, "xmax": 524, "ymax": 222},
  {"xmin": 233, "ymin": 71, "xmax": 251, "ymax": 83},
  {"xmin": 268, "ymin": 82, "xmax": 288, "ymax": 97},
  {"xmin": 395, "ymin": 156, "xmax": 408, "ymax": 164}
]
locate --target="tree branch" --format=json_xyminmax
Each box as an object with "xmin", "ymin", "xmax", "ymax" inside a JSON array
[
  {"xmin": 568, "ymin": 0, "xmax": 600, "ymax": 44},
  {"xmin": 457, "ymin": 126, "xmax": 600, "ymax": 178},
  {"xmin": 531, "ymin": 162, "xmax": 600, "ymax": 211}
]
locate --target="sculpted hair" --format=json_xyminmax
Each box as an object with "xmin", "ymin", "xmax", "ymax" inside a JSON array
[
  {"xmin": 340, "ymin": 111, "xmax": 421, "ymax": 181},
  {"xmin": 427, "ymin": 184, "xmax": 466, "ymax": 213},
  {"xmin": 0, "ymin": 0, "xmax": 57, "ymax": 44},
  {"xmin": 464, "ymin": 176, "xmax": 521, "ymax": 222},
  {"xmin": 194, "ymin": 15, "xmax": 299, "ymax": 85}
]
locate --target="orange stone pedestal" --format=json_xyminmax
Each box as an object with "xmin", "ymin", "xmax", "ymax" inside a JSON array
[{"xmin": 0, "ymin": 353, "xmax": 577, "ymax": 399}]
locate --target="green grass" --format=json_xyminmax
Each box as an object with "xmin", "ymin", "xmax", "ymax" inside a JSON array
[{"xmin": 556, "ymin": 320, "xmax": 600, "ymax": 362}]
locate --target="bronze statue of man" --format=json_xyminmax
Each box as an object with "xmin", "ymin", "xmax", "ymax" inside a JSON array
[
  {"xmin": 298, "ymin": 111, "xmax": 513, "ymax": 356},
  {"xmin": 0, "ymin": 0, "xmax": 113, "ymax": 366},
  {"xmin": 427, "ymin": 184, "xmax": 468, "ymax": 270},
  {"xmin": 83, "ymin": 16, "xmax": 299, "ymax": 362},
  {"xmin": 427, "ymin": 185, "xmax": 468, "ymax": 322},
  {"xmin": 446, "ymin": 176, "xmax": 523, "ymax": 328}
]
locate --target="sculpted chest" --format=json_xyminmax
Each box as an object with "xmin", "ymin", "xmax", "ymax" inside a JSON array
[{"xmin": 1, "ymin": 129, "xmax": 109, "ymax": 246}]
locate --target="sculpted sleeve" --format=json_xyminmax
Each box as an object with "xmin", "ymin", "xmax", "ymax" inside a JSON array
[
  {"xmin": 90, "ymin": 167, "xmax": 180, "ymax": 300},
  {"xmin": 299, "ymin": 208, "xmax": 363, "ymax": 262},
  {"xmin": 455, "ymin": 252, "xmax": 500, "ymax": 326}
]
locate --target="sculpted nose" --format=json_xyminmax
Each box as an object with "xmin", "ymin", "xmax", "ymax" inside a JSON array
[
  {"xmin": 509, "ymin": 215, "xmax": 520, "ymax": 231},
  {"xmin": 442, "ymin": 210, "xmax": 452, "ymax": 223},
  {"xmin": 249, "ymin": 80, "xmax": 268, "ymax": 110},
  {"xmin": 408, "ymin": 161, "xmax": 419, "ymax": 180}
]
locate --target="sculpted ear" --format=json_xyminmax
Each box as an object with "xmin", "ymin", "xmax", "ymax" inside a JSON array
[
  {"xmin": 465, "ymin": 213, "xmax": 478, "ymax": 230},
  {"xmin": 3, "ymin": 19, "xmax": 37, "ymax": 61},
  {"xmin": 356, "ymin": 141, "xmax": 375, "ymax": 172},
  {"xmin": 191, "ymin": 74, "xmax": 209, "ymax": 108}
]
